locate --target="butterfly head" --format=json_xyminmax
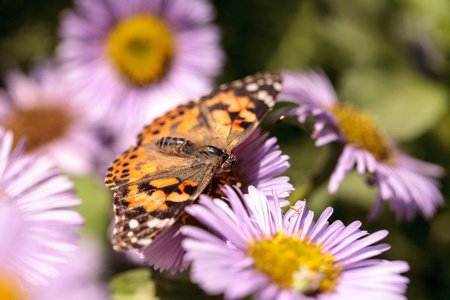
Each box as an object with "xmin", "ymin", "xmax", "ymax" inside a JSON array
[{"xmin": 221, "ymin": 154, "xmax": 236, "ymax": 172}]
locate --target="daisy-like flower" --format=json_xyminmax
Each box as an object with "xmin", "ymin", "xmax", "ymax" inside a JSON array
[
  {"xmin": 0, "ymin": 63, "xmax": 103, "ymax": 175},
  {"xmin": 0, "ymin": 128, "xmax": 84, "ymax": 287},
  {"xmin": 280, "ymin": 70, "xmax": 444, "ymax": 221},
  {"xmin": 34, "ymin": 239, "xmax": 109, "ymax": 300},
  {"xmin": 182, "ymin": 186, "xmax": 410, "ymax": 300},
  {"xmin": 58, "ymin": 0, "xmax": 224, "ymax": 143},
  {"xmin": 138, "ymin": 129, "xmax": 293, "ymax": 273}
]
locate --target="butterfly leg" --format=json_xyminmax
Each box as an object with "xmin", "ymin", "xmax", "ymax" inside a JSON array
[{"xmin": 202, "ymin": 178, "xmax": 214, "ymax": 196}]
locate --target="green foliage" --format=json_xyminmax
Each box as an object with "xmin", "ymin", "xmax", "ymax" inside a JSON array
[
  {"xmin": 71, "ymin": 175, "xmax": 111, "ymax": 244},
  {"xmin": 110, "ymin": 269, "xmax": 213, "ymax": 300},
  {"xmin": 110, "ymin": 269, "xmax": 158, "ymax": 300}
]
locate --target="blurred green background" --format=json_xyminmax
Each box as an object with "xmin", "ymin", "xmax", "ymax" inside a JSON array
[{"xmin": 1, "ymin": 0, "xmax": 449, "ymax": 299}]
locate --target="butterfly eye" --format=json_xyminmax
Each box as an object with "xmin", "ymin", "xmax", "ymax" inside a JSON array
[{"xmin": 221, "ymin": 154, "xmax": 236, "ymax": 172}]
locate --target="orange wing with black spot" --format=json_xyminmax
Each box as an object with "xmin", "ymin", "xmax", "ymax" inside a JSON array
[
  {"xmin": 110, "ymin": 160, "xmax": 216, "ymax": 250},
  {"xmin": 198, "ymin": 72, "xmax": 283, "ymax": 150},
  {"xmin": 105, "ymin": 140, "xmax": 219, "ymax": 251},
  {"xmin": 105, "ymin": 72, "xmax": 282, "ymax": 251}
]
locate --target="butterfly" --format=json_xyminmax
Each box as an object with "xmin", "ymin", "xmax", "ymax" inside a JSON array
[{"xmin": 105, "ymin": 72, "xmax": 283, "ymax": 251}]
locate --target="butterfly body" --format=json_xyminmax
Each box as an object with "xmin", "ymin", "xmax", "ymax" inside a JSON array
[
  {"xmin": 105, "ymin": 73, "xmax": 282, "ymax": 251},
  {"xmin": 155, "ymin": 136, "xmax": 234, "ymax": 170}
]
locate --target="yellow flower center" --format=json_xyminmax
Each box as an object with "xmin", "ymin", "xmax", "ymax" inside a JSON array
[
  {"xmin": 0, "ymin": 273, "xmax": 28, "ymax": 300},
  {"xmin": 329, "ymin": 104, "xmax": 391, "ymax": 161},
  {"xmin": 4, "ymin": 105, "xmax": 74, "ymax": 153},
  {"xmin": 247, "ymin": 232, "xmax": 341, "ymax": 295},
  {"xmin": 106, "ymin": 14, "xmax": 175, "ymax": 86}
]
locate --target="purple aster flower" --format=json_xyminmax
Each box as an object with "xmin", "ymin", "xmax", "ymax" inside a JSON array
[
  {"xmin": 0, "ymin": 63, "xmax": 103, "ymax": 175},
  {"xmin": 182, "ymin": 186, "xmax": 410, "ymax": 299},
  {"xmin": 138, "ymin": 222, "xmax": 188, "ymax": 273},
  {"xmin": 280, "ymin": 70, "xmax": 444, "ymax": 221},
  {"xmin": 33, "ymin": 238, "xmax": 109, "ymax": 300},
  {"xmin": 0, "ymin": 128, "xmax": 84, "ymax": 287},
  {"xmin": 58, "ymin": 0, "xmax": 224, "ymax": 147},
  {"xmin": 138, "ymin": 129, "xmax": 293, "ymax": 273}
]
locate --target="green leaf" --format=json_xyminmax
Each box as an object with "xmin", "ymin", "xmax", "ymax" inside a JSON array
[
  {"xmin": 71, "ymin": 175, "xmax": 111, "ymax": 243},
  {"xmin": 267, "ymin": 0, "xmax": 401, "ymax": 71},
  {"xmin": 152, "ymin": 272, "xmax": 213, "ymax": 300},
  {"xmin": 266, "ymin": 0, "xmax": 320, "ymax": 70},
  {"xmin": 0, "ymin": 23, "xmax": 55, "ymax": 65},
  {"xmin": 399, "ymin": 0, "xmax": 450, "ymax": 52},
  {"xmin": 110, "ymin": 269, "xmax": 158, "ymax": 300},
  {"xmin": 110, "ymin": 269, "xmax": 213, "ymax": 300}
]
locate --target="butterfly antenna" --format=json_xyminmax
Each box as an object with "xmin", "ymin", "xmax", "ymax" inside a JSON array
[{"xmin": 234, "ymin": 115, "xmax": 285, "ymax": 155}]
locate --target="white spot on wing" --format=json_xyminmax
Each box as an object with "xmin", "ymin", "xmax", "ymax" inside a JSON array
[
  {"xmin": 246, "ymin": 83, "xmax": 259, "ymax": 92},
  {"xmin": 253, "ymin": 90, "xmax": 275, "ymax": 107},
  {"xmin": 138, "ymin": 239, "xmax": 152, "ymax": 247},
  {"xmin": 273, "ymin": 82, "xmax": 282, "ymax": 92},
  {"xmin": 147, "ymin": 217, "xmax": 175, "ymax": 229},
  {"xmin": 129, "ymin": 219, "xmax": 139, "ymax": 229},
  {"xmin": 265, "ymin": 95, "xmax": 274, "ymax": 107},
  {"xmin": 257, "ymin": 90, "xmax": 268, "ymax": 101},
  {"xmin": 244, "ymin": 76, "xmax": 253, "ymax": 83},
  {"xmin": 232, "ymin": 80, "xmax": 243, "ymax": 87}
]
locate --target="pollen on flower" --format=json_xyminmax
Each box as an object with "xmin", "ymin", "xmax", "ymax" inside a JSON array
[
  {"xmin": 4, "ymin": 105, "xmax": 75, "ymax": 153},
  {"xmin": 329, "ymin": 104, "xmax": 392, "ymax": 161},
  {"xmin": 290, "ymin": 205, "xmax": 300, "ymax": 214},
  {"xmin": 247, "ymin": 231, "xmax": 341, "ymax": 295},
  {"xmin": 107, "ymin": 14, "xmax": 175, "ymax": 86},
  {"xmin": 0, "ymin": 272, "xmax": 28, "ymax": 300}
]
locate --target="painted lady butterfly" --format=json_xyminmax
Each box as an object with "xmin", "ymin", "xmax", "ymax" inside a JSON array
[{"xmin": 105, "ymin": 73, "xmax": 282, "ymax": 251}]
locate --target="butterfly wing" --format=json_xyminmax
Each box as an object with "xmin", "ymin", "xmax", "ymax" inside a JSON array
[
  {"xmin": 198, "ymin": 72, "xmax": 283, "ymax": 151},
  {"xmin": 131, "ymin": 72, "xmax": 283, "ymax": 152},
  {"xmin": 105, "ymin": 101, "xmax": 218, "ymax": 251},
  {"xmin": 105, "ymin": 99, "xmax": 217, "ymax": 192},
  {"xmin": 110, "ymin": 153, "xmax": 216, "ymax": 250}
]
